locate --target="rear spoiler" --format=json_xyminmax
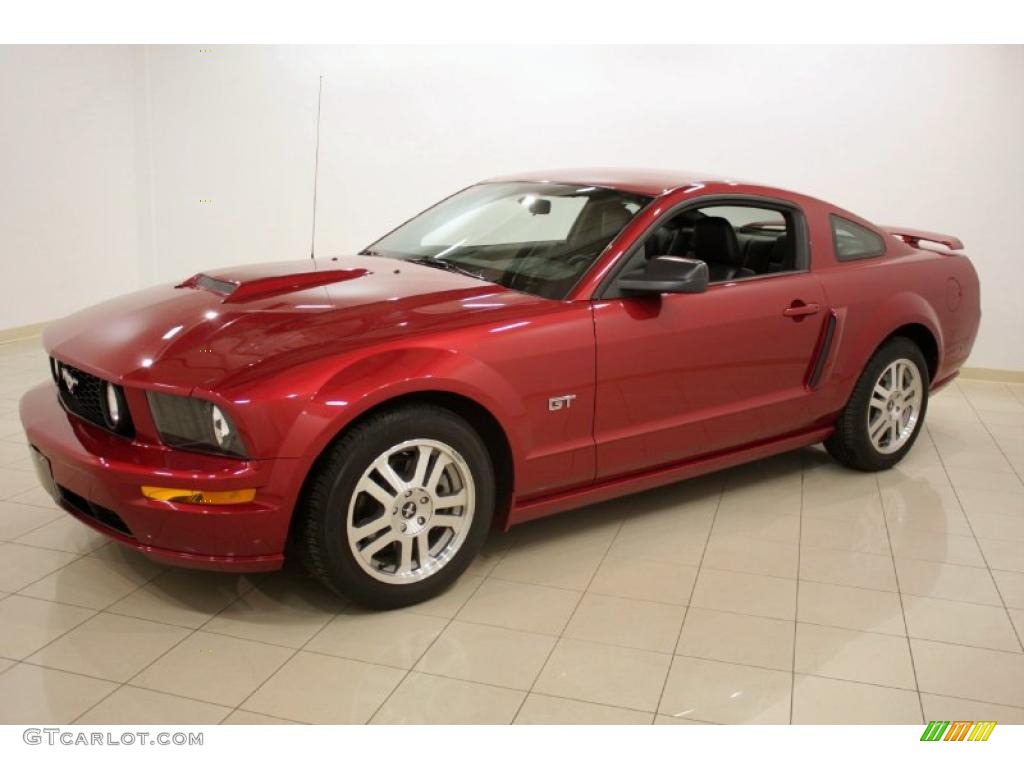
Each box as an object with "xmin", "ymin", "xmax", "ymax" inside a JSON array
[{"xmin": 882, "ymin": 226, "xmax": 964, "ymax": 252}]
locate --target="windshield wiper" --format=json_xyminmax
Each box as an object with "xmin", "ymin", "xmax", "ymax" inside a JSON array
[{"xmin": 408, "ymin": 257, "xmax": 489, "ymax": 283}]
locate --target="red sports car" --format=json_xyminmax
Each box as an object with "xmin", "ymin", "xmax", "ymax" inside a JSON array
[{"xmin": 20, "ymin": 169, "xmax": 980, "ymax": 607}]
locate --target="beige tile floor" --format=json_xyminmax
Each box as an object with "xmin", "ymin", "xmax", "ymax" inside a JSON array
[{"xmin": 1, "ymin": 336, "xmax": 1023, "ymax": 725}]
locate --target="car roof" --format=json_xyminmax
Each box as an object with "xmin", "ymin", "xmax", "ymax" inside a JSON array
[{"xmin": 481, "ymin": 168, "xmax": 764, "ymax": 197}]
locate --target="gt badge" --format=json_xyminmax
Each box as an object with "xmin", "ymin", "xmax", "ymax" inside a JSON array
[{"xmin": 548, "ymin": 394, "xmax": 576, "ymax": 411}]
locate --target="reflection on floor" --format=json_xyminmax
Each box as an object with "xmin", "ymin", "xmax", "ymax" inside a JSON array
[{"xmin": 1, "ymin": 336, "xmax": 1023, "ymax": 724}]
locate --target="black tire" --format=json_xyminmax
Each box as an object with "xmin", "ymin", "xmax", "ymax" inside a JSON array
[
  {"xmin": 825, "ymin": 336, "xmax": 930, "ymax": 472},
  {"xmin": 296, "ymin": 404, "xmax": 494, "ymax": 609}
]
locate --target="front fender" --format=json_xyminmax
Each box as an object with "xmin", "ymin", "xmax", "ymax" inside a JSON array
[{"xmin": 278, "ymin": 346, "xmax": 526, "ymax": 489}]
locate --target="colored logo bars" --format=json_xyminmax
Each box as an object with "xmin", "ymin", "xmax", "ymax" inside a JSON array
[{"xmin": 921, "ymin": 721, "xmax": 996, "ymax": 741}]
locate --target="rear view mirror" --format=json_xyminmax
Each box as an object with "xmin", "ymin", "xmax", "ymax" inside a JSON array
[
  {"xmin": 519, "ymin": 196, "xmax": 551, "ymax": 215},
  {"xmin": 618, "ymin": 256, "xmax": 709, "ymax": 295}
]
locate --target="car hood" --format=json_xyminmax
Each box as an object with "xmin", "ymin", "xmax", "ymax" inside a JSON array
[{"xmin": 43, "ymin": 255, "xmax": 549, "ymax": 392}]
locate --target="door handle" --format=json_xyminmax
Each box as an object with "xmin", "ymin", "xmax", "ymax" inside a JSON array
[{"xmin": 783, "ymin": 301, "xmax": 820, "ymax": 318}]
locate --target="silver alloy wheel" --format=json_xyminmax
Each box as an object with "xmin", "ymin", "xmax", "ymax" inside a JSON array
[
  {"xmin": 346, "ymin": 438, "xmax": 475, "ymax": 585},
  {"xmin": 866, "ymin": 358, "xmax": 923, "ymax": 454}
]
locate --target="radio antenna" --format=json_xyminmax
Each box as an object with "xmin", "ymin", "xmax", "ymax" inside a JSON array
[{"xmin": 309, "ymin": 74, "xmax": 324, "ymax": 260}]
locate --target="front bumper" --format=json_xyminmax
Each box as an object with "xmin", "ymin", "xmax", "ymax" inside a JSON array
[{"xmin": 19, "ymin": 383, "xmax": 298, "ymax": 572}]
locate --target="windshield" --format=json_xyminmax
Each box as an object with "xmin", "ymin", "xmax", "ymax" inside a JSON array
[{"xmin": 363, "ymin": 182, "xmax": 651, "ymax": 299}]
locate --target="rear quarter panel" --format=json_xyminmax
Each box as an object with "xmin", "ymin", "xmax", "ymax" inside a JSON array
[{"xmin": 810, "ymin": 207, "xmax": 980, "ymax": 418}]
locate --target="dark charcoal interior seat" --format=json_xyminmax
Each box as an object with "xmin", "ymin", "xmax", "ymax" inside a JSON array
[
  {"xmin": 693, "ymin": 216, "xmax": 754, "ymax": 281},
  {"xmin": 770, "ymin": 234, "xmax": 795, "ymax": 271},
  {"xmin": 570, "ymin": 199, "xmax": 635, "ymax": 244},
  {"xmin": 742, "ymin": 237, "xmax": 777, "ymax": 274},
  {"xmin": 647, "ymin": 223, "xmax": 690, "ymax": 259}
]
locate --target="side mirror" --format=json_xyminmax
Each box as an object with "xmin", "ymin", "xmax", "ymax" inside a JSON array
[{"xmin": 618, "ymin": 256, "xmax": 709, "ymax": 295}]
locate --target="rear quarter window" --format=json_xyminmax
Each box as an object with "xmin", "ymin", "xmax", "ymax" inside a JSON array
[{"xmin": 830, "ymin": 215, "xmax": 886, "ymax": 261}]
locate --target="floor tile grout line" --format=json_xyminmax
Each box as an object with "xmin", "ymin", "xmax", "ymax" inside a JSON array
[
  {"xmin": 24, "ymin": 574, "xmax": 1024, "ymax": 662},
  {"xmin": 0, "ymin": 546, "xmax": 112, "ymax": 656},
  {"xmin": 1008, "ymin": 383, "xmax": 1024, "ymax": 409},
  {"xmin": 486, "ymin": 545, "xmax": 1024, "ymax": 587},
  {"xmin": 663, "ymin": 650, "xmax": 898, "ymax": 685},
  {"xmin": 227, "ymin": 710, "xmax": 312, "ymax": 725},
  {"xmin": 0, "ymin": 507, "xmax": 68, "ymax": 544},
  {"xmin": 14, "ymin": 644, "xmax": 1024, "ymax": 719},
  {"xmin": 956, "ymin": 382, "xmax": 1024, "ymax": 486},
  {"xmin": 193, "ymin": 568, "xmax": 366, "ymax": 722},
  {"xmin": 8, "ymin": 530, "xmax": 1023, "ymax": 685},
  {"xmin": 508, "ymin": 514, "xmax": 630, "ymax": 724},
  {"xmin": 3, "ymin": 568, "xmax": 174, "ymax": 629},
  {"xmin": 16, "ymin": 535, "xmax": 933, "ymax": 574},
  {"xmin": 353, "ymin": 554, "xmax": 497, "ymax": 726},
  {"xmin": 510, "ymin": 690, "xmax": 658, "ymax": 722},
  {"xmin": 957, "ymin": 378, "xmax": 1024, "ymax": 413},
  {"xmin": 3, "ymin": 378, "xmax": 1021, "ymax": 722},
  {"xmin": 652, "ymin": 474, "xmax": 727, "ymax": 725},
  {"xmin": 236, "ymin": 644, "xmax": 665, "ymax": 719},
  {"xmin": 216, "ymin": 540, "xmax": 520, "ymax": 725},
  {"xmin": 6, "ymin": 660, "xmax": 306, "ymax": 724},
  {"xmin": 9, "ymin": 570, "xmax": 172, "ymax": 614},
  {"xmin": 0, "ymin": 652, "xmax": 678, "ymax": 725},
  {"xmin": 215, "ymin": 599, "xmax": 353, "ymax": 724},
  {"xmin": 230, "ymin": 611, "xmax": 1024, "ymax": 659},
  {"xmin": 950, "ymin": 502, "xmax": 1024, "ymax": 524},
  {"xmin": 941, "ymin": 382, "xmax": 1024, "ymax": 486},
  {"xmin": 874, "ymin": 469, "xmax": 926, "ymax": 723},
  {"xmin": 8, "ymin": 547, "xmax": 1024, "ymax": 673},
  {"xmin": 70, "ymin": 571, "xmax": 271, "ymax": 724},
  {"xmin": 481, "ymin": 532, "xmax": 1024, "ymax": 581},
  {"xmin": 9, "ymin": 535, "xmax": 122, "ymax": 556},
  {"xmin": 14, "ymin": 664, "xmax": 276, "ymax": 717},
  {"xmin": 17, "ymin": 603, "xmax": 1024, "ymax": 705},
  {"xmin": 789, "ymin": 451, "xmax": 807, "ymax": 724},
  {"xmin": 923, "ymin": 426, "xmax": 1024, "ymax": 655}
]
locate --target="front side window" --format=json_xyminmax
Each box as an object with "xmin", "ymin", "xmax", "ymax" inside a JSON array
[
  {"xmin": 831, "ymin": 215, "xmax": 886, "ymax": 261},
  {"xmin": 611, "ymin": 201, "xmax": 803, "ymax": 293},
  {"xmin": 365, "ymin": 182, "xmax": 650, "ymax": 299}
]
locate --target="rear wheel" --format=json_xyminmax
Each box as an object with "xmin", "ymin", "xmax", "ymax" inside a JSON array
[
  {"xmin": 825, "ymin": 336, "xmax": 929, "ymax": 472},
  {"xmin": 298, "ymin": 404, "xmax": 494, "ymax": 608}
]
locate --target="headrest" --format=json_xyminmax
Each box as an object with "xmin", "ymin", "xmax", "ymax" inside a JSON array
[
  {"xmin": 771, "ymin": 234, "xmax": 795, "ymax": 268},
  {"xmin": 693, "ymin": 216, "xmax": 742, "ymax": 266},
  {"xmin": 574, "ymin": 200, "xmax": 634, "ymax": 242}
]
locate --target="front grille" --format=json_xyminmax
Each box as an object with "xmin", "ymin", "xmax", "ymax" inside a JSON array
[
  {"xmin": 57, "ymin": 484, "xmax": 134, "ymax": 537},
  {"xmin": 51, "ymin": 358, "xmax": 134, "ymax": 438}
]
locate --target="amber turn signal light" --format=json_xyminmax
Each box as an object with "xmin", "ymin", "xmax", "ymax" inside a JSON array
[{"xmin": 141, "ymin": 486, "xmax": 256, "ymax": 505}]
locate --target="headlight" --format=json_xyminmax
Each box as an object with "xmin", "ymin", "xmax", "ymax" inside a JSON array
[{"xmin": 146, "ymin": 392, "xmax": 248, "ymax": 458}]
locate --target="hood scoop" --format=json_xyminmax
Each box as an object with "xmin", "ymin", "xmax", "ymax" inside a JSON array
[{"xmin": 178, "ymin": 268, "xmax": 369, "ymax": 304}]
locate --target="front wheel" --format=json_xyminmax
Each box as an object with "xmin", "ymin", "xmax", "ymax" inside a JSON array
[
  {"xmin": 825, "ymin": 336, "xmax": 929, "ymax": 472},
  {"xmin": 297, "ymin": 404, "xmax": 494, "ymax": 608}
]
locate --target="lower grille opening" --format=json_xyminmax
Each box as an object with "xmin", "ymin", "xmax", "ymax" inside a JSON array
[{"xmin": 57, "ymin": 485, "xmax": 134, "ymax": 538}]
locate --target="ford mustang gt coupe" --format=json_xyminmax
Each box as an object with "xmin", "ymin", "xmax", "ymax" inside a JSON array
[{"xmin": 20, "ymin": 169, "xmax": 980, "ymax": 607}]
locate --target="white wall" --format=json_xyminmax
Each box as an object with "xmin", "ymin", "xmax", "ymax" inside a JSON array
[
  {"xmin": 140, "ymin": 46, "xmax": 319, "ymax": 284},
  {"xmin": 0, "ymin": 45, "xmax": 143, "ymax": 329},
  {"xmin": 2, "ymin": 45, "xmax": 1022, "ymax": 370}
]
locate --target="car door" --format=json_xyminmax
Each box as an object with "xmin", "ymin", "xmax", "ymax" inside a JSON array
[{"xmin": 591, "ymin": 199, "xmax": 831, "ymax": 479}]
